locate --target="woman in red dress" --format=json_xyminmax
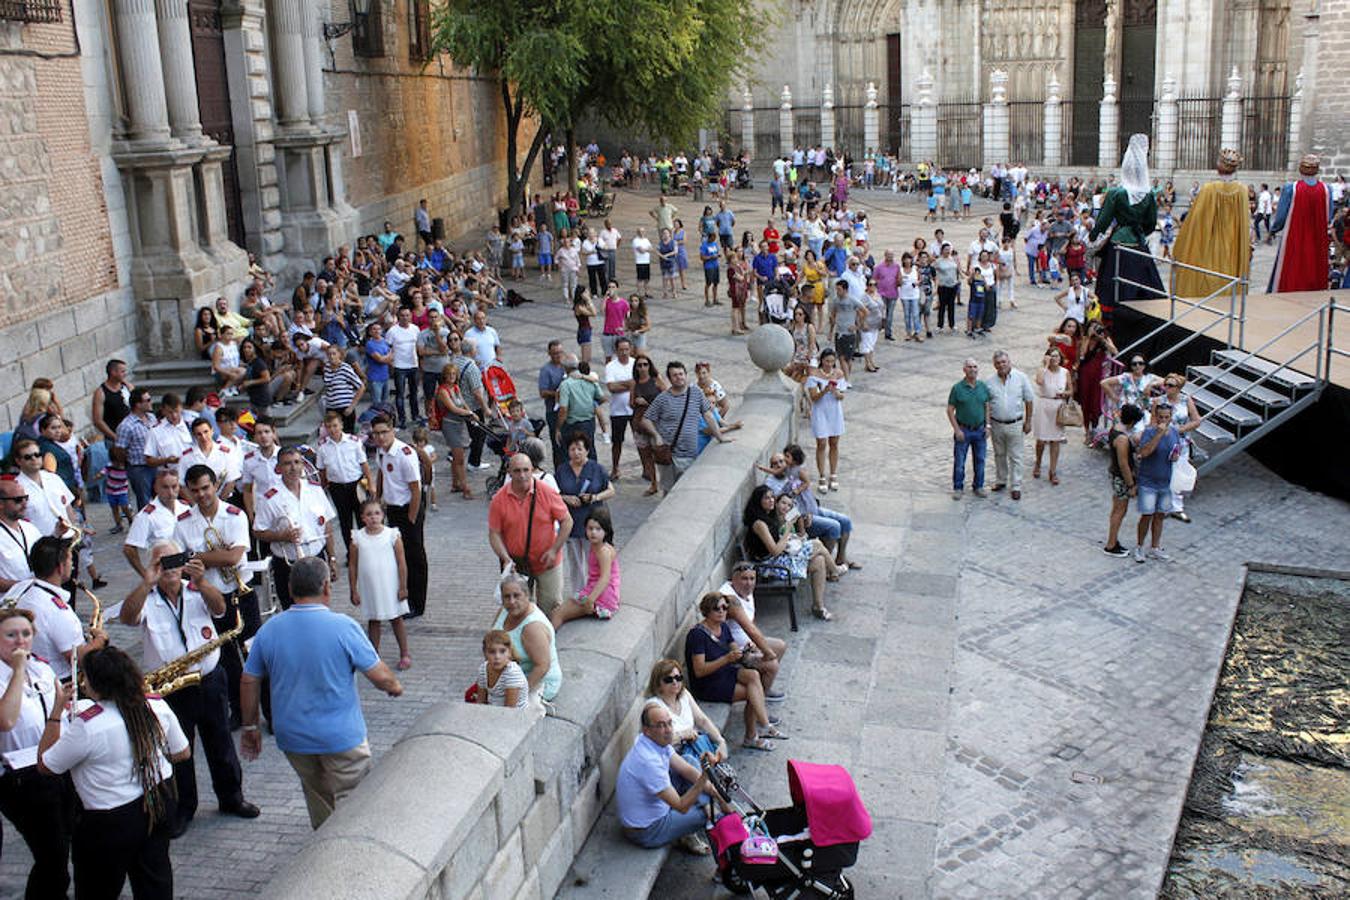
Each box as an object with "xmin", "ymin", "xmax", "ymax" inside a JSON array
[{"xmin": 1075, "ymin": 321, "xmax": 1118, "ymax": 445}]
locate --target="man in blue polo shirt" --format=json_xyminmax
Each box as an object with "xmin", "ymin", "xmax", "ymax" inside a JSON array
[
  {"xmin": 239, "ymin": 557, "xmax": 403, "ymax": 828},
  {"xmin": 715, "ymin": 202, "xmax": 736, "ymax": 252},
  {"xmin": 616, "ymin": 702, "xmax": 716, "ymax": 853},
  {"xmin": 946, "ymin": 358, "xmax": 991, "ymax": 498},
  {"xmin": 823, "ymin": 233, "xmax": 850, "ymax": 277}
]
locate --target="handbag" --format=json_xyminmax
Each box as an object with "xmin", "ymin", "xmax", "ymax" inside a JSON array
[
  {"xmin": 1057, "ymin": 398, "xmax": 1084, "ymax": 427},
  {"xmin": 651, "ymin": 388, "xmax": 692, "ymax": 466},
  {"xmin": 1171, "ymin": 456, "xmax": 1197, "ymax": 494}
]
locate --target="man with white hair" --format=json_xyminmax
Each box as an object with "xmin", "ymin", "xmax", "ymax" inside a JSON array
[{"xmin": 985, "ymin": 351, "xmax": 1035, "ymax": 500}]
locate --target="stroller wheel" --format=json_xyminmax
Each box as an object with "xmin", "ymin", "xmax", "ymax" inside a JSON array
[{"xmin": 720, "ymin": 866, "xmax": 751, "ymax": 896}]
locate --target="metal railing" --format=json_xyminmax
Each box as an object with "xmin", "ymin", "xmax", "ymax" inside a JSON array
[{"xmin": 1113, "ymin": 245, "xmax": 1248, "ymax": 367}]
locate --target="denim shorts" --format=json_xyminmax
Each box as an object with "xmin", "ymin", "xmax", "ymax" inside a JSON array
[{"xmin": 1137, "ymin": 485, "xmax": 1173, "ymax": 515}]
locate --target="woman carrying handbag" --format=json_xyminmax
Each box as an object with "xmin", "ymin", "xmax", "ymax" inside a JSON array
[{"xmin": 1033, "ymin": 347, "xmax": 1075, "ymax": 484}]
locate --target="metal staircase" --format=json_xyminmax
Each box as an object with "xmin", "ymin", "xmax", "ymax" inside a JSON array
[{"xmin": 1110, "ymin": 247, "xmax": 1347, "ymax": 476}]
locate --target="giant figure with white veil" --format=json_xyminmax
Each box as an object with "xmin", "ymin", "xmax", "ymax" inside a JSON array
[{"xmin": 1089, "ymin": 134, "xmax": 1166, "ymax": 330}]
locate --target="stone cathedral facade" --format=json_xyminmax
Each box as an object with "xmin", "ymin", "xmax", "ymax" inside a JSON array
[
  {"xmin": 732, "ymin": 0, "xmax": 1346, "ymax": 174},
  {"xmin": 0, "ymin": 0, "xmax": 514, "ymax": 431}
]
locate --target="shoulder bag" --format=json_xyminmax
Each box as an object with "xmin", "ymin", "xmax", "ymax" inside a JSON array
[
  {"xmin": 651, "ymin": 389, "xmax": 692, "ymax": 466},
  {"xmin": 510, "ymin": 486, "xmax": 539, "ymax": 577},
  {"xmin": 1057, "ymin": 398, "xmax": 1084, "ymax": 427}
]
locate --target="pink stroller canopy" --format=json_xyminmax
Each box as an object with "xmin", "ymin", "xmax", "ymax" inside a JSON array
[{"xmin": 787, "ymin": 760, "xmax": 873, "ymax": 847}]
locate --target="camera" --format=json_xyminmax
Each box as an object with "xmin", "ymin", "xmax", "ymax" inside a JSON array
[{"xmin": 160, "ymin": 551, "xmax": 195, "ymax": 570}]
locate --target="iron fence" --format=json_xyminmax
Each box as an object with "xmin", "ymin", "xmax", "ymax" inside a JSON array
[
  {"xmin": 887, "ymin": 104, "xmax": 910, "ymax": 160},
  {"xmin": 753, "ymin": 106, "xmax": 780, "ymax": 161},
  {"xmin": 1242, "ymin": 95, "xmax": 1291, "ymax": 172},
  {"xmin": 937, "ymin": 99, "xmax": 983, "ymax": 169},
  {"xmin": 794, "ymin": 106, "xmax": 821, "ymax": 151},
  {"xmin": 1175, "ymin": 96, "xmax": 1222, "ymax": 171},
  {"xmin": 1067, "ymin": 98, "xmax": 1099, "ymax": 166},
  {"xmin": 1117, "ymin": 92, "xmax": 1156, "ymax": 153},
  {"xmin": 1008, "ymin": 100, "xmax": 1044, "ymax": 166},
  {"xmin": 833, "ymin": 105, "xmax": 866, "ymax": 157},
  {"xmin": 724, "ymin": 108, "xmax": 740, "ymax": 153}
]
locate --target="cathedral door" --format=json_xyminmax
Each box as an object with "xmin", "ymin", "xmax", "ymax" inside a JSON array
[
  {"xmin": 1117, "ymin": 0, "xmax": 1157, "ymax": 149},
  {"xmin": 190, "ymin": 0, "xmax": 246, "ymax": 247},
  {"xmin": 1070, "ymin": 0, "xmax": 1105, "ymax": 165}
]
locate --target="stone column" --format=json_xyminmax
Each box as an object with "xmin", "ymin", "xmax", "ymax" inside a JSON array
[
  {"xmin": 1221, "ymin": 67, "xmax": 1243, "ymax": 152},
  {"xmin": 779, "ymin": 85, "xmax": 794, "ymax": 156},
  {"xmin": 983, "ymin": 69, "xmax": 1009, "ymax": 166},
  {"xmin": 154, "ymin": 0, "xmax": 205, "ymax": 143},
  {"xmin": 269, "ymin": 0, "xmax": 311, "ymax": 130},
  {"xmin": 1286, "ymin": 69, "xmax": 1304, "ymax": 171},
  {"xmin": 1043, "ymin": 71, "xmax": 1062, "ymax": 168},
  {"xmin": 112, "ymin": 0, "xmax": 172, "ymax": 145},
  {"xmin": 741, "ymin": 86, "xmax": 754, "ymax": 156},
  {"xmin": 911, "ymin": 69, "xmax": 937, "ymax": 163},
  {"xmin": 1156, "ymin": 73, "xmax": 1179, "ymax": 174},
  {"xmin": 863, "ymin": 82, "xmax": 880, "ymax": 154},
  {"xmin": 301, "ymin": 0, "xmax": 326, "ymax": 125},
  {"xmin": 1098, "ymin": 76, "xmax": 1119, "ymax": 168},
  {"xmin": 820, "ymin": 83, "xmax": 835, "ymax": 151}
]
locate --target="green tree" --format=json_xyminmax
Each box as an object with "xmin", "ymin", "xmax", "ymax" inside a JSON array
[{"xmin": 433, "ymin": 0, "xmax": 761, "ymax": 214}]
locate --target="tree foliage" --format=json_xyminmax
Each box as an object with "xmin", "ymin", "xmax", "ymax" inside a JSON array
[{"xmin": 433, "ymin": 0, "xmax": 762, "ymax": 211}]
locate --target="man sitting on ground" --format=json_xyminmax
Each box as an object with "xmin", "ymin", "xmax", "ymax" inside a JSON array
[{"xmin": 616, "ymin": 703, "xmax": 719, "ymax": 855}]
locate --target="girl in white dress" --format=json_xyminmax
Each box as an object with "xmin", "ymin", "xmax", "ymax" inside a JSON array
[{"xmin": 348, "ymin": 499, "xmax": 411, "ymax": 670}]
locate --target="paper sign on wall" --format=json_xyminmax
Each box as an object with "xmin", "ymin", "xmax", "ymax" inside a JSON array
[{"xmin": 349, "ymin": 110, "xmax": 362, "ymax": 158}]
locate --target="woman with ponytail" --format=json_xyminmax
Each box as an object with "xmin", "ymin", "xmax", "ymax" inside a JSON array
[{"xmin": 39, "ymin": 643, "xmax": 190, "ymax": 900}]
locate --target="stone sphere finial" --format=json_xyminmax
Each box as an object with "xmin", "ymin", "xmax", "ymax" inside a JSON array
[{"xmin": 747, "ymin": 325, "xmax": 794, "ymax": 374}]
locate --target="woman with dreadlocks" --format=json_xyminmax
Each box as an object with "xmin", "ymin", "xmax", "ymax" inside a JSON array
[{"xmin": 39, "ymin": 643, "xmax": 190, "ymax": 900}]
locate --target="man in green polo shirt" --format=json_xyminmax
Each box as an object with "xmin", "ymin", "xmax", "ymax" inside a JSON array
[
  {"xmin": 946, "ymin": 358, "xmax": 991, "ymax": 499},
  {"xmin": 556, "ymin": 354, "xmax": 607, "ymax": 461}
]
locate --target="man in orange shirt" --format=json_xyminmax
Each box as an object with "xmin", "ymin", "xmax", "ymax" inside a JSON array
[{"xmin": 488, "ymin": 453, "xmax": 572, "ymax": 614}]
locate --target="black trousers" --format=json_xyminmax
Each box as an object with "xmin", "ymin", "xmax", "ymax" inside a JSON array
[
  {"xmin": 0, "ymin": 766, "xmax": 74, "ymax": 899},
  {"xmin": 587, "ymin": 262, "xmax": 606, "ymax": 295},
  {"xmin": 165, "ymin": 666, "xmax": 244, "ymax": 823},
  {"xmin": 468, "ymin": 419, "xmax": 489, "ymax": 468},
  {"xmin": 544, "ymin": 407, "xmax": 563, "ymax": 469},
  {"xmin": 937, "ymin": 285, "xmax": 958, "ymax": 329},
  {"xmin": 73, "ymin": 785, "xmax": 176, "ymax": 900},
  {"xmin": 268, "ymin": 550, "xmax": 325, "ymax": 612},
  {"xmin": 328, "ymin": 480, "xmax": 361, "ymax": 561},
  {"xmin": 386, "ymin": 500, "xmax": 427, "ymax": 616},
  {"xmin": 211, "ymin": 589, "xmax": 260, "ymax": 725}
]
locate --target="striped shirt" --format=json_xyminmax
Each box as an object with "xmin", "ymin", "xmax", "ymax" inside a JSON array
[{"xmin": 322, "ymin": 363, "xmax": 363, "ymax": 412}]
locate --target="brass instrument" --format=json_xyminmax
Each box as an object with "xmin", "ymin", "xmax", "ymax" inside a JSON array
[
  {"xmin": 69, "ymin": 582, "xmax": 104, "ymax": 711},
  {"xmin": 144, "ymin": 610, "xmax": 243, "ymax": 696},
  {"xmin": 274, "ymin": 515, "xmax": 302, "ymax": 564},
  {"xmin": 76, "ymin": 581, "xmax": 103, "ymax": 633},
  {"xmin": 203, "ymin": 524, "xmax": 255, "ymax": 600}
]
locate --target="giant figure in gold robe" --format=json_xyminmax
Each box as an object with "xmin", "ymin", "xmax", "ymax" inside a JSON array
[{"xmin": 1172, "ymin": 149, "xmax": 1251, "ymax": 299}]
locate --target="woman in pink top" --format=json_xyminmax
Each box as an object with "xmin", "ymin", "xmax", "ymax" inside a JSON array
[
  {"xmin": 551, "ymin": 508, "xmax": 621, "ymax": 628},
  {"xmin": 601, "ymin": 284, "xmax": 630, "ymax": 362}
]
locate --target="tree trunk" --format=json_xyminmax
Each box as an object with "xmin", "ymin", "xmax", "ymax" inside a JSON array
[
  {"xmin": 500, "ymin": 80, "xmax": 548, "ymax": 223},
  {"xmin": 566, "ymin": 125, "xmax": 578, "ymax": 193}
]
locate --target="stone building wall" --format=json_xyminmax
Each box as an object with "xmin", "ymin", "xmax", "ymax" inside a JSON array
[
  {"xmin": 1308, "ymin": 0, "xmax": 1350, "ymax": 171},
  {"xmin": 0, "ymin": 2, "xmax": 137, "ymax": 432}
]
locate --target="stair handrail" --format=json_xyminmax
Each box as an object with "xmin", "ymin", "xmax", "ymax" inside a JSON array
[
  {"xmin": 1111, "ymin": 244, "xmax": 1246, "ymax": 365},
  {"xmin": 1185, "ymin": 303, "xmax": 1328, "ymax": 429}
]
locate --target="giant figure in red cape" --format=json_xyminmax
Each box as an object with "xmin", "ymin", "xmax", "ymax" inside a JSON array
[{"xmin": 1268, "ymin": 154, "xmax": 1333, "ymax": 293}]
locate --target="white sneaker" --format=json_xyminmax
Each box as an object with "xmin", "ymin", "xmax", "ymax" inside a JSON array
[
  {"xmin": 600, "ymin": 431, "xmax": 612, "ymax": 444},
  {"xmin": 1133, "ymin": 546, "xmax": 1146, "ymax": 564},
  {"xmin": 1148, "ymin": 547, "xmax": 1171, "ymax": 561}
]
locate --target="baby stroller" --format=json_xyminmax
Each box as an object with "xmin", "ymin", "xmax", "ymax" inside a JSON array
[{"xmin": 705, "ymin": 759, "xmax": 870, "ymax": 898}]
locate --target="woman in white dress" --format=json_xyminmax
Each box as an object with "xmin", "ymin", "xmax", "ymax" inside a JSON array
[
  {"xmin": 348, "ymin": 499, "xmax": 411, "ymax": 670},
  {"xmin": 804, "ymin": 348, "xmax": 848, "ymax": 494},
  {"xmin": 1033, "ymin": 347, "xmax": 1074, "ymax": 485}
]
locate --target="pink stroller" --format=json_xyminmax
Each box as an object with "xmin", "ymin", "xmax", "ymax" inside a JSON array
[{"xmin": 705, "ymin": 759, "xmax": 871, "ymax": 898}]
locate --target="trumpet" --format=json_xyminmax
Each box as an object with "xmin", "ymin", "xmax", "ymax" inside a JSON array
[
  {"xmin": 274, "ymin": 515, "xmax": 301, "ymax": 564},
  {"xmin": 144, "ymin": 610, "xmax": 244, "ymax": 696},
  {"xmin": 203, "ymin": 524, "xmax": 255, "ymax": 600}
]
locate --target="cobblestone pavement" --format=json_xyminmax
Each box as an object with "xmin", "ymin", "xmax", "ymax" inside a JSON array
[
  {"xmin": 6, "ymin": 182, "xmax": 1346, "ymax": 899},
  {"xmin": 643, "ymin": 187, "xmax": 1349, "ymax": 899}
]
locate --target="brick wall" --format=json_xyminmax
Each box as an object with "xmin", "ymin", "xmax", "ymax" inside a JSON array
[{"xmin": 0, "ymin": 2, "xmax": 135, "ymax": 432}]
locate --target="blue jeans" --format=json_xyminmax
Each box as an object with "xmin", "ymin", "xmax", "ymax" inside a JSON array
[
  {"xmin": 902, "ymin": 296, "xmax": 921, "ymax": 335},
  {"xmin": 806, "ymin": 506, "xmax": 853, "ymax": 542},
  {"xmin": 1026, "ymin": 253, "xmax": 1039, "ymax": 285},
  {"xmin": 623, "ymin": 805, "xmax": 708, "ymax": 849},
  {"xmin": 393, "ymin": 368, "xmax": 420, "ymax": 425},
  {"xmin": 882, "ymin": 297, "xmax": 897, "ymax": 338},
  {"xmin": 129, "ymin": 464, "xmax": 156, "ymax": 509},
  {"xmin": 368, "ymin": 379, "xmax": 390, "ymax": 407},
  {"xmin": 808, "ymin": 237, "xmax": 824, "ymax": 259},
  {"xmin": 952, "ymin": 427, "xmax": 987, "ymax": 490}
]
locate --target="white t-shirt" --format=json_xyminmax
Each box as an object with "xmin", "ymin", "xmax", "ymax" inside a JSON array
[
  {"xmin": 632, "ymin": 237, "xmax": 652, "ymax": 265},
  {"xmin": 716, "ymin": 580, "xmax": 756, "ymax": 648},
  {"xmin": 387, "ymin": 323, "xmax": 421, "ymax": 370},
  {"xmin": 604, "ymin": 358, "xmax": 636, "ymax": 417},
  {"xmin": 42, "ymin": 697, "xmax": 188, "ymax": 810}
]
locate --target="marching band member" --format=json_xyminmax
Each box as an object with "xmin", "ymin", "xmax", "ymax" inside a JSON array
[
  {"xmin": 172, "ymin": 464, "xmax": 253, "ymax": 725},
  {"xmin": 13, "ymin": 538, "xmax": 82, "ymax": 684},
  {"xmin": 10, "ymin": 438, "xmax": 78, "ymax": 539},
  {"xmin": 239, "ymin": 415, "xmax": 283, "ymax": 521},
  {"xmin": 0, "ymin": 607, "xmax": 74, "ymax": 898},
  {"xmin": 118, "ymin": 542, "xmax": 258, "ymax": 838},
  {"xmin": 253, "ymin": 447, "xmax": 337, "ymax": 610},
  {"xmin": 315, "ymin": 409, "xmax": 372, "ymax": 563},
  {"xmin": 371, "ymin": 414, "xmax": 428, "ymax": 618},
  {"xmin": 39, "ymin": 644, "xmax": 188, "ymax": 900},
  {"xmin": 121, "ymin": 469, "xmax": 187, "ymax": 580},
  {"xmin": 0, "ymin": 476, "xmax": 43, "ymax": 593},
  {"xmin": 176, "ymin": 417, "xmax": 236, "ymax": 499},
  {"xmin": 142, "ymin": 394, "xmax": 192, "ymax": 472}
]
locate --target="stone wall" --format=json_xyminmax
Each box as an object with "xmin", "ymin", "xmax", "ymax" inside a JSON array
[
  {"xmin": 1309, "ymin": 0, "xmax": 1350, "ymax": 172},
  {"xmin": 260, "ymin": 374, "xmax": 795, "ymax": 900}
]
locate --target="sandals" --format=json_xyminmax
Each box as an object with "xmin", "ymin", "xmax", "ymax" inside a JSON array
[
  {"xmin": 1032, "ymin": 465, "xmax": 1042, "ymax": 479},
  {"xmin": 845, "ymin": 560, "xmax": 862, "ymax": 570},
  {"xmin": 817, "ymin": 478, "xmax": 828, "ymax": 493},
  {"xmin": 812, "ymin": 607, "xmax": 834, "ymax": 621},
  {"xmin": 741, "ymin": 736, "xmax": 775, "ymax": 752},
  {"xmin": 828, "ymin": 475, "xmax": 839, "ymax": 491},
  {"xmin": 759, "ymin": 725, "xmax": 789, "ymax": 740},
  {"xmin": 1049, "ymin": 473, "xmax": 1060, "ymax": 486},
  {"xmin": 396, "ymin": 656, "xmax": 412, "ymax": 671},
  {"xmin": 643, "ymin": 485, "xmax": 661, "ymax": 496}
]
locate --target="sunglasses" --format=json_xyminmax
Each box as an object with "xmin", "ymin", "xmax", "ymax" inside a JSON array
[
  {"xmin": 662, "ymin": 674, "xmax": 684, "ymax": 684},
  {"xmin": 1131, "ymin": 361, "xmax": 1146, "ymax": 367},
  {"xmin": 0, "ymin": 494, "xmax": 27, "ymax": 502},
  {"xmin": 17, "ymin": 453, "xmax": 40, "ymax": 461},
  {"xmin": 712, "ymin": 604, "xmax": 729, "ymax": 612},
  {"xmin": 1165, "ymin": 381, "xmax": 1180, "ymax": 388}
]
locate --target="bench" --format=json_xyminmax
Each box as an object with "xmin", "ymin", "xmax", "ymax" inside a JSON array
[{"xmin": 740, "ymin": 535, "xmax": 800, "ymax": 633}]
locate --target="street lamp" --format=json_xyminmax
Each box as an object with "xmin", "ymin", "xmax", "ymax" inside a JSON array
[{"xmin": 323, "ymin": 0, "xmax": 373, "ymax": 42}]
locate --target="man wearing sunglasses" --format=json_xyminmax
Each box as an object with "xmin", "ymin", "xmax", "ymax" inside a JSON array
[
  {"xmin": 0, "ymin": 476, "xmax": 43, "ymax": 592},
  {"xmin": 10, "ymin": 438, "xmax": 78, "ymax": 540}
]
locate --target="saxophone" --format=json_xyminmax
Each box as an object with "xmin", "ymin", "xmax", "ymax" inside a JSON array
[{"xmin": 144, "ymin": 610, "xmax": 244, "ymax": 696}]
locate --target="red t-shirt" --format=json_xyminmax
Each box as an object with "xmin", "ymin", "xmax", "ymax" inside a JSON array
[
  {"xmin": 763, "ymin": 227, "xmax": 781, "ymax": 255},
  {"xmin": 488, "ymin": 478, "xmax": 569, "ymax": 573}
]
